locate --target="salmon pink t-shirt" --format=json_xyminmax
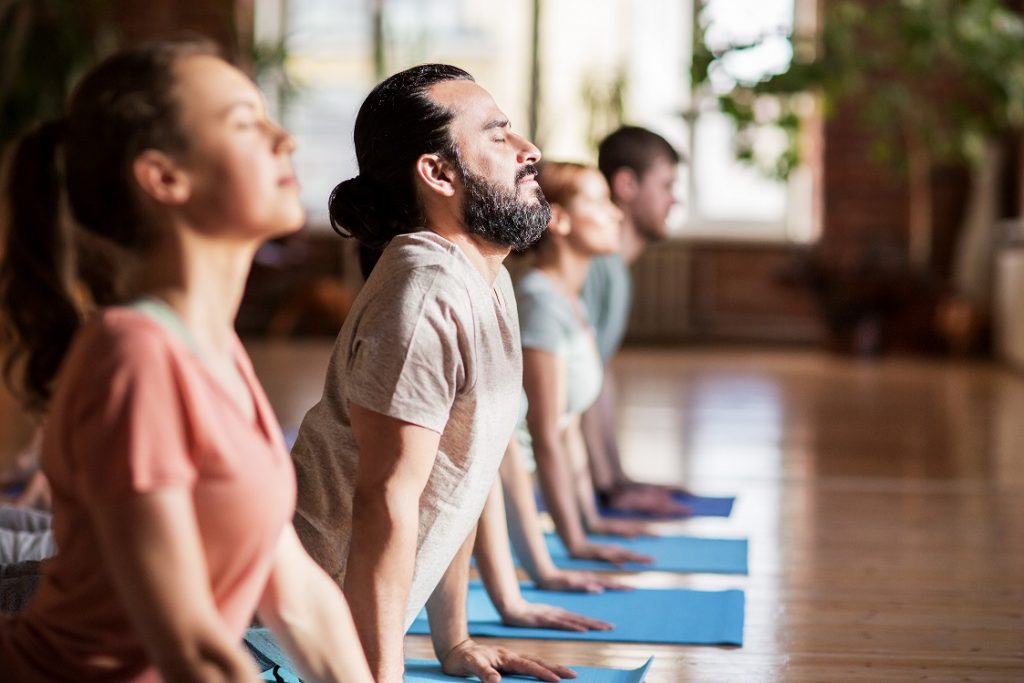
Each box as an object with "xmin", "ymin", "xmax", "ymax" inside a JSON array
[{"xmin": 0, "ymin": 307, "xmax": 296, "ymax": 682}]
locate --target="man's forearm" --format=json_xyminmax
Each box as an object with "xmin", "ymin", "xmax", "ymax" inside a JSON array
[
  {"xmin": 345, "ymin": 495, "xmax": 419, "ymax": 683},
  {"xmin": 425, "ymin": 526, "xmax": 476, "ymax": 660}
]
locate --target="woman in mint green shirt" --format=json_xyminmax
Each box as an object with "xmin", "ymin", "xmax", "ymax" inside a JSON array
[{"xmin": 508, "ymin": 162, "xmax": 655, "ymax": 566}]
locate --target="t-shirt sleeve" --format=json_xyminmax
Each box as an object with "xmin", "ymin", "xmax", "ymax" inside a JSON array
[
  {"xmin": 68, "ymin": 324, "xmax": 196, "ymax": 502},
  {"xmin": 517, "ymin": 288, "xmax": 566, "ymax": 354},
  {"xmin": 344, "ymin": 266, "xmax": 467, "ymax": 434}
]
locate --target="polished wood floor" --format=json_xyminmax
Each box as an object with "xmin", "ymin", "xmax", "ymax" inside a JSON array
[{"xmin": 246, "ymin": 343, "xmax": 1024, "ymax": 682}]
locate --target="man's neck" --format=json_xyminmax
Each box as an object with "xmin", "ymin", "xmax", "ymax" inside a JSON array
[
  {"xmin": 619, "ymin": 215, "xmax": 647, "ymax": 265},
  {"xmin": 429, "ymin": 224, "xmax": 510, "ymax": 285}
]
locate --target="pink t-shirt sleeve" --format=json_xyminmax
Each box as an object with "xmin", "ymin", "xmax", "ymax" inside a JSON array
[{"xmin": 67, "ymin": 321, "xmax": 197, "ymax": 502}]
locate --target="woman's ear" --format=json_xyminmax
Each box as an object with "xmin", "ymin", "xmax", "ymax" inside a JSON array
[
  {"xmin": 414, "ymin": 153, "xmax": 457, "ymax": 198},
  {"xmin": 132, "ymin": 150, "xmax": 191, "ymax": 206},
  {"xmin": 547, "ymin": 203, "xmax": 571, "ymax": 236}
]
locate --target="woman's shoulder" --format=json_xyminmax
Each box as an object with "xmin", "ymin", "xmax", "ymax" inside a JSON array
[
  {"xmin": 67, "ymin": 307, "xmax": 188, "ymax": 380},
  {"xmin": 515, "ymin": 270, "xmax": 572, "ymax": 317}
]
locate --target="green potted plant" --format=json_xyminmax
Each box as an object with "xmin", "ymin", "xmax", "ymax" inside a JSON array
[{"xmin": 693, "ymin": 0, "xmax": 1024, "ymax": 351}]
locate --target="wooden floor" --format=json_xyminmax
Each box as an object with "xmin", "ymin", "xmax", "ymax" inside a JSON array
[{"xmin": 246, "ymin": 343, "xmax": 1024, "ymax": 682}]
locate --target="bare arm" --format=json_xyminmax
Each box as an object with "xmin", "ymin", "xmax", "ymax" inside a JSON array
[
  {"xmin": 564, "ymin": 416, "xmax": 653, "ymax": 539},
  {"xmin": 473, "ymin": 474, "xmax": 612, "ymax": 630},
  {"xmin": 581, "ymin": 374, "xmax": 691, "ymax": 516},
  {"xmin": 427, "ymin": 525, "xmax": 575, "ymax": 683},
  {"xmin": 523, "ymin": 348, "xmax": 589, "ymax": 551},
  {"xmin": 257, "ymin": 525, "xmax": 373, "ymax": 683},
  {"xmin": 500, "ymin": 439, "xmax": 629, "ymax": 593},
  {"xmin": 90, "ymin": 489, "xmax": 260, "ymax": 683},
  {"xmin": 345, "ymin": 402, "xmax": 440, "ymax": 683},
  {"xmin": 523, "ymin": 349, "xmax": 650, "ymax": 565},
  {"xmin": 580, "ymin": 378, "xmax": 623, "ymax": 492}
]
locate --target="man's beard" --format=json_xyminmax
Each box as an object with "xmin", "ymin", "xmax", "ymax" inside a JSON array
[{"xmin": 458, "ymin": 162, "xmax": 551, "ymax": 251}]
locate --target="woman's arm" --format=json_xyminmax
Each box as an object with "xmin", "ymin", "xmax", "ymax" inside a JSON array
[
  {"xmin": 473, "ymin": 475, "xmax": 612, "ymax": 631},
  {"xmin": 257, "ymin": 525, "xmax": 373, "ymax": 683},
  {"xmin": 563, "ymin": 416, "xmax": 654, "ymax": 539},
  {"xmin": 90, "ymin": 489, "xmax": 260, "ymax": 683},
  {"xmin": 523, "ymin": 348, "xmax": 650, "ymax": 565},
  {"xmin": 499, "ymin": 438, "xmax": 630, "ymax": 593},
  {"xmin": 344, "ymin": 402, "xmax": 440, "ymax": 683}
]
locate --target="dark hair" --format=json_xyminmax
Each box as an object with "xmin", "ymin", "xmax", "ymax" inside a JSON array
[
  {"xmin": 597, "ymin": 126, "xmax": 682, "ymax": 187},
  {"xmin": 0, "ymin": 37, "xmax": 222, "ymax": 411},
  {"xmin": 328, "ymin": 64, "xmax": 473, "ymax": 271}
]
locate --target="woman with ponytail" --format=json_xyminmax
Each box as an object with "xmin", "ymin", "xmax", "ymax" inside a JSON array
[{"xmin": 0, "ymin": 39, "xmax": 372, "ymax": 682}]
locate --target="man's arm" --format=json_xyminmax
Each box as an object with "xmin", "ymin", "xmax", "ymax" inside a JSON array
[
  {"xmin": 580, "ymin": 378, "xmax": 623, "ymax": 493},
  {"xmin": 345, "ymin": 402, "xmax": 440, "ymax": 683},
  {"xmin": 426, "ymin": 522, "xmax": 576, "ymax": 683}
]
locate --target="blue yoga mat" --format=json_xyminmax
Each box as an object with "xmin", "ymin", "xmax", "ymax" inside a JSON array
[
  {"xmin": 535, "ymin": 489, "xmax": 734, "ymax": 519},
  {"xmin": 407, "ymin": 583, "xmax": 745, "ymax": 646},
  {"xmin": 259, "ymin": 659, "xmax": 654, "ymax": 683},
  {"xmin": 401, "ymin": 657, "xmax": 653, "ymax": 683},
  {"xmin": 246, "ymin": 629, "xmax": 655, "ymax": 682},
  {"xmin": 537, "ymin": 532, "xmax": 748, "ymax": 574},
  {"xmin": 599, "ymin": 492, "xmax": 735, "ymax": 518}
]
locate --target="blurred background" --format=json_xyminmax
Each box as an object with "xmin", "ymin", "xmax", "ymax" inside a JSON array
[{"xmin": 3, "ymin": 0, "xmax": 1024, "ymax": 363}]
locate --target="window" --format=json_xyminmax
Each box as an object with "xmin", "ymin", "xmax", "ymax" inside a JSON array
[
  {"xmin": 259, "ymin": 0, "xmax": 817, "ymax": 241},
  {"xmin": 685, "ymin": 0, "xmax": 817, "ymax": 242}
]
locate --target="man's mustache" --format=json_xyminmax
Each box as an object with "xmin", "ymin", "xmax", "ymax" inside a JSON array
[{"xmin": 515, "ymin": 164, "xmax": 539, "ymax": 182}]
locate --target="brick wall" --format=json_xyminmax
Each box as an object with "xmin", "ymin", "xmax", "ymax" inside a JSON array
[{"xmin": 104, "ymin": 0, "xmax": 240, "ymax": 51}]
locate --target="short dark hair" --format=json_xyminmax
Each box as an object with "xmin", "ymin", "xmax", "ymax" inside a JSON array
[
  {"xmin": 328, "ymin": 64, "xmax": 474, "ymax": 255},
  {"xmin": 597, "ymin": 126, "xmax": 682, "ymax": 186}
]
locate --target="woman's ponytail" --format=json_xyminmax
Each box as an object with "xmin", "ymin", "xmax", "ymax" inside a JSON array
[{"xmin": 0, "ymin": 119, "xmax": 81, "ymax": 412}]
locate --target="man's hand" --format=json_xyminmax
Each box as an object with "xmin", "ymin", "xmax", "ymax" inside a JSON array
[
  {"xmin": 535, "ymin": 568, "xmax": 632, "ymax": 594},
  {"xmin": 500, "ymin": 598, "xmax": 612, "ymax": 632},
  {"xmin": 441, "ymin": 639, "xmax": 576, "ymax": 683},
  {"xmin": 606, "ymin": 484, "xmax": 691, "ymax": 517}
]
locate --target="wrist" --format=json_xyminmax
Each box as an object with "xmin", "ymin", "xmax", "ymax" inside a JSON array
[
  {"xmin": 565, "ymin": 535, "xmax": 590, "ymax": 554},
  {"xmin": 438, "ymin": 637, "xmax": 475, "ymax": 664},
  {"xmin": 432, "ymin": 627, "xmax": 472, "ymax": 662},
  {"xmin": 535, "ymin": 562, "xmax": 561, "ymax": 584}
]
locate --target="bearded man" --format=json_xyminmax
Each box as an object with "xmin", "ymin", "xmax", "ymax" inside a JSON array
[{"xmin": 290, "ymin": 65, "xmax": 573, "ymax": 683}]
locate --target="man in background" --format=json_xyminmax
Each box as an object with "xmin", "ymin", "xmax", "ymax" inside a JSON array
[{"xmin": 581, "ymin": 125, "xmax": 690, "ymax": 515}]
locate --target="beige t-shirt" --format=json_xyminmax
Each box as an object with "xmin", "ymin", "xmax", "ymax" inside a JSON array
[{"xmin": 291, "ymin": 231, "xmax": 522, "ymax": 628}]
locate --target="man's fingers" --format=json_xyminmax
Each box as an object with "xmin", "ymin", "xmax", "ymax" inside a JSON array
[
  {"xmin": 624, "ymin": 551, "xmax": 654, "ymax": 564},
  {"xmin": 498, "ymin": 657, "xmax": 561, "ymax": 682},
  {"xmin": 514, "ymin": 655, "xmax": 577, "ymax": 679},
  {"xmin": 574, "ymin": 615, "xmax": 613, "ymax": 631},
  {"xmin": 496, "ymin": 654, "xmax": 572, "ymax": 682}
]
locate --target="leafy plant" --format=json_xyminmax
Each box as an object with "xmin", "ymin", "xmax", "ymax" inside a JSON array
[
  {"xmin": 693, "ymin": 0, "xmax": 1024, "ymax": 273},
  {"xmin": 694, "ymin": 0, "xmax": 1024, "ymax": 177},
  {"xmin": 0, "ymin": 0, "xmax": 109, "ymax": 155}
]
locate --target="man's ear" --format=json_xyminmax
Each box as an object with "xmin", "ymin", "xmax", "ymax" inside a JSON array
[
  {"xmin": 132, "ymin": 150, "xmax": 191, "ymax": 206},
  {"xmin": 610, "ymin": 167, "xmax": 639, "ymax": 203},
  {"xmin": 415, "ymin": 153, "xmax": 458, "ymax": 198}
]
